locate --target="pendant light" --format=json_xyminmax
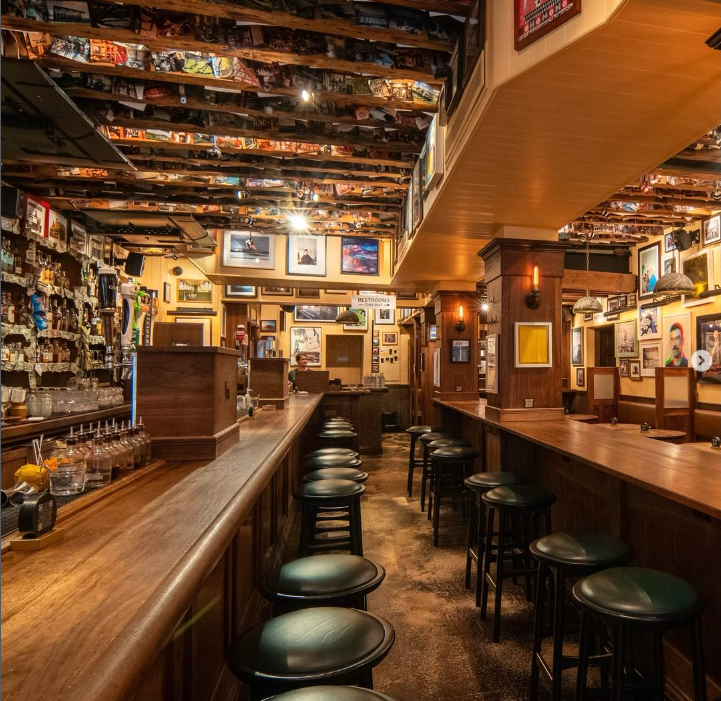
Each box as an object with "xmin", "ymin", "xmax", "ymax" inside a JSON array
[
  {"xmin": 652, "ymin": 271, "xmax": 695, "ymax": 296},
  {"xmin": 572, "ymin": 236, "xmax": 603, "ymax": 314},
  {"xmin": 335, "ymin": 309, "xmax": 360, "ymax": 324}
]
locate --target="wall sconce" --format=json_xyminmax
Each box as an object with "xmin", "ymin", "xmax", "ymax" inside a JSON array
[
  {"xmin": 525, "ymin": 265, "xmax": 541, "ymax": 309},
  {"xmin": 455, "ymin": 303, "xmax": 466, "ymax": 332}
]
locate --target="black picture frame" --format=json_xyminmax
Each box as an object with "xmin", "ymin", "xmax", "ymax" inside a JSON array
[
  {"xmin": 576, "ymin": 367, "xmax": 585, "ymax": 387},
  {"xmin": 163, "ymin": 282, "xmax": 171, "ymax": 303},
  {"xmin": 450, "ymin": 338, "xmax": 471, "ymax": 363},
  {"xmin": 225, "ymin": 285, "xmax": 257, "ymax": 298},
  {"xmin": 638, "ymin": 241, "xmax": 661, "ymax": 300},
  {"xmin": 696, "ymin": 313, "xmax": 721, "ymax": 384},
  {"xmin": 340, "ymin": 236, "xmax": 380, "ymax": 276}
]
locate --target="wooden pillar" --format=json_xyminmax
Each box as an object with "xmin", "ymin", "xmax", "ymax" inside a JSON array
[
  {"xmin": 431, "ymin": 291, "xmax": 479, "ymax": 402},
  {"xmin": 479, "ymin": 238, "xmax": 567, "ymax": 422}
]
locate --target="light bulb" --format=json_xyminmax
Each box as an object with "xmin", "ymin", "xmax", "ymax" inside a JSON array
[
  {"xmin": 288, "ymin": 214, "xmax": 308, "ymax": 231},
  {"xmin": 301, "ymin": 90, "xmax": 310, "ymax": 102}
]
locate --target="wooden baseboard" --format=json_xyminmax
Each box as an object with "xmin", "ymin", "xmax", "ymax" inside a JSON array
[
  {"xmin": 151, "ymin": 424, "xmax": 239, "ymax": 461},
  {"xmin": 485, "ymin": 406, "xmax": 566, "ymax": 422}
]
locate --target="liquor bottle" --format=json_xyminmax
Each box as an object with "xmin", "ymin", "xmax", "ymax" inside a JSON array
[
  {"xmin": 127, "ymin": 426, "xmax": 143, "ymax": 469},
  {"xmin": 25, "ymin": 240, "xmax": 36, "ymax": 267},
  {"xmin": 6, "ymin": 296, "xmax": 15, "ymax": 325},
  {"xmin": 85, "ymin": 431, "xmax": 112, "ymax": 488},
  {"xmin": 52, "ymin": 300, "xmax": 62, "ymax": 331},
  {"xmin": 1, "ymin": 240, "xmax": 10, "ymax": 272},
  {"xmin": 137, "ymin": 419, "xmax": 151, "ymax": 465},
  {"xmin": 60, "ymin": 299, "xmax": 69, "ymax": 332},
  {"xmin": 115, "ymin": 427, "xmax": 133, "ymax": 471},
  {"xmin": 12, "ymin": 243, "xmax": 23, "ymax": 277},
  {"xmin": 1, "ymin": 341, "xmax": 9, "ymax": 363}
]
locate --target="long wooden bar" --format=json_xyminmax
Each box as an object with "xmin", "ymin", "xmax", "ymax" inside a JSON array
[
  {"xmin": 0, "ymin": 394, "xmax": 323, "ymax": 701},
  {"xmin": 436, "ymin": 399, "xmax": 721, "ymax": 701}
]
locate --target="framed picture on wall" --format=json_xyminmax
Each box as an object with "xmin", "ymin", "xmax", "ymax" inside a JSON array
[
  {"xmin": 287, "ymin": 234, "xmax": 327, "ymax": 276},
  {"xmin": 664, "ymin": 232, "xmax": 676, "ymax": 252},
  {"xmin": 515, "ymin": 0, "xmax": 582, "ymax": 51},
  {"xmin": 638, "ymin": 305, "xmax": 661, "ymax": 341},
  {"xmin": 681, "ymin": 248, "xmax": 715, "ymax": 307},
  {"xmin": 640, "ymin": 341, "xmax": 661, "ymax": 377},
  {"xmin": 576, "ymin": 367, "xmax": 585, "ymax": 387},
  {"xmin": 293, "ymin": 305, "xmax": 339, "ymax": 323},
  {"xmin": 340, "ymin": 237, "xmax": 379, "ymax": 275},
  {"xmin": 619, "ymin": 359, "xmax": 630, "ymax": 378},
  {"xmin": 696, "ymin": 313, "xmax": 721, "ymax": 383},
  {"xmin": 262, "ymin": 286, "xmax": 293, "ymax": 296},
  {"xmin": 223, "ymin": 231, "xmax": 275, "ymax": 269},
  {"xmin": 615, "ymin": 320, "xmax": 637, "ymax": 358},
  {"xmin": 662, "ymin": 253, "xmax": 677, "ymax": 276},
  {"xmin": 260, "ymin": 320, "xmax": 276, "ymax": 333},
  {"xmin": 297, "ymin": 288, "xmax": 320, "ymax": 298},
  {"xmin": 703, "ymin": 215, "xmax": 720, "ymax": 246},
  {"xmin": 571, "ymin": 327, "xmax": 583, "ymax": 366},
  {"xmin": 486, "ymin": 334, "xmax": 498, "ymax": 394},
  {"xmin": 638, "ymin": 241, "xmax": 660, "ymax": 300},
  {"xmin": 290, "ymin": 327, "xmax": 321, "ymax": 366},
  {"xmin": 163, "ymin": 282, "xmax": 171, "ymax": 304},
  {"xmin": 451, "ymin": 339, "xmax": 471, "ymax": 363},
  {"xmin": 629, "ymin": 360, "xmax": 641, "ymax": 381},
  {"xmin": 343, "ymin": 308, "xmax": 368, "ymax": 331},
  {"xmin": 374, "ymin": 308, "xmax": 395, "ymax": 325},
  {"xmin": 225, "ymin": 285, "xmax": 257, "ymax": 298},
  {"xmin": 382, "ymin": 332, "xmax": 398, "ymax": 345},
  {"xmin": 514, "ymin": 322, "xmax": 552, "ymax": 368},
  {"xmin": 462, "ymin": 0, "xmax": 485, "ymax": 86},
  {"xmin": 177, "ymin": 278, "xmax": 212, "ymax": 303},
  {"xmin": 662, "ymin": 312, "xmax": 691, "ymax": 368}
]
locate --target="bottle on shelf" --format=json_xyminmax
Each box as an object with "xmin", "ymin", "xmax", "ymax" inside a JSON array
[
  {"xmin": 1, "ymin": 342, "xmax": 9, "ymax": 363},
  {"xmin": 8, "ymin": 343, "xmax": 18, "ymax": 364},
  {"xmin": 119, "ymin": 422, "xmax": 135, "ymax": 471},
  {"xmin": 85, "ymin": 430, "xmax": 112, "ymax": 488},
  {"xmin": 16, "ymin": 344, "xmax": 25, "ymax": 364},
  {"xmin": 41, "ymin": 341, "xmax": 53, "ymax": 364},
  {"xmin": 26, "ymin": 240, "xmax": 36, "ymax": 267},
  {"xmin": 115, "ymin": 425, "xmax": 133, "ymax": 471},
  {"xmin": 128, "ymin": 425, "xmax": 143, "ymax": 469},
  {"xmin": 60, "ymin": 299, "xmax": 69, "ymax": 332},
  {"xmin": 137, "ymin": 418, "xmax": 151, "ymax": 465},
  {"xmin": 49, "ymin": 430, "xmax": 87, "ymax": 496},
  {"xmin": 103, "ymin": 421, "xmax": 121, "ymax": 480}
]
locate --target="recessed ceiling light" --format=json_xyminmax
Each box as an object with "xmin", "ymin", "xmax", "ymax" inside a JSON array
[{"xmin": 288, "ymin": 213, "xmax": 308, "ymax": 231}]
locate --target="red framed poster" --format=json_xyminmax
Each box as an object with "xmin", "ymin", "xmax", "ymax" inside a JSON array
[{"xmin": 515, "ymin": 0, "xmax": 582, "ymax": 51}]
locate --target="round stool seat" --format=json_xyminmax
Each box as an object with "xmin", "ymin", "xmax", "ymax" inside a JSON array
[
  {"xmin": 531, "ymin": 531, "xmax": 629, "ymax": 569},
  {"xmin": 406, "ymin": 425, "xmax": 440, "ymax": 435},
  {"xmin": 465, "ymin": 471, "xmax": 525, "ymax": 491},
  {"xmin": 305, "ymin": 468, "xmax": 368, "ymax": 483},
  {"xmin": 482, "ymin": 484, "xmax": 556, "ymax": 509},
  {"xmin": 261, "ymin": 554, "xmax": 385, "ymax": 603},
  {"xmin": 324, "ymin": 421, "xmax": 353, "ymax": 428},
  {"xmin": 419, "ymin": 431, "xmax": 453, "ymax": 444},
  {"xmin": 295, "ymin": 478, "xmax": 365, "ymax": 499},
  {"xmin": 304, "ymin": 455, "xmax": 363, "ymax": 469},
  {"xmin": 326, "ymin": 418, "xmax": 351, "ymax": 423},
  {"xmin": 318, "ymin": 429, "xmax": 357, "ymax": 439},
  {"xmin": 226, "ymin": 607, "xmax": 395, "ymax": 683},
  {"xmin": 269, "ymin": 686, "xmax": 398, "ymax": 701},
  {"xmin": 428, "ymin": 438, "xmax": 469, "ymax": 449},
  {"xmin": 306, "ymin": 448, "xmax": 359, "ymax": 460},
  {"xmin": 573, "ymin": 567, "xmax": 704, "ymax": 623},
  {"xmin": 431, "ymin": 445, "xmax": 480, "ymax": 460}
]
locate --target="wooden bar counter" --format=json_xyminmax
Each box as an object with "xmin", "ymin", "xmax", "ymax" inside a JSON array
[
  {"xmin": 437, "ymin": 398, "xmax": 721, "ymax": 701},
  {"xmin": 0, "ymin": 394, "xmax": 323, "ymax": 701}
]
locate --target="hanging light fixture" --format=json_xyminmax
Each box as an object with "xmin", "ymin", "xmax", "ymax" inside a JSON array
[
  {"xmin": 653, "ymin": 271, "xmax": 695, "ymax": 296},
  {"xmin": 335, "ymin": 309, "xmax": 360, "ymax": 324},
  {"xmin": 572, "ymin": 236, "xmax": 603, "ymax": 315}
]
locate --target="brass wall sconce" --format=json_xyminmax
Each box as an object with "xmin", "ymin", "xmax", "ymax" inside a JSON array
[
  {"xmin": 525, "ymin": 265, "xmax": 541, "ymax": 309},
  {"xmin": 455, "ymin": 303, "xmax": 466, "ymax": 332}
]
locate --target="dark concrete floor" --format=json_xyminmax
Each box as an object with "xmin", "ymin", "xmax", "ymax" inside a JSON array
[{"xmin": 362, "ymin": 433, "xmax": 548, "ymax": 701}]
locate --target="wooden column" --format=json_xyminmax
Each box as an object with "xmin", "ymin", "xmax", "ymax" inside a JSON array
[
  {"xmin": 431, "ymin": 291, "xmax": 479, "ymax": 402},
  {"xmin": 479, "ymin": 238, "xmax": 567, "ymax": 422}
]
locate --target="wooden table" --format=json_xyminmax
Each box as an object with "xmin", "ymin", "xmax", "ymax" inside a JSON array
[
  {"xmin": 595, "ymin": 423, "xmax": 687, "ymax": 442},
  {"xmin": 673, "ymin": 441, "xmax": 721, "ymax": 456},
  {"xmin": 566, "ymin": 414, "xmax": 598, "ymax": 423}
]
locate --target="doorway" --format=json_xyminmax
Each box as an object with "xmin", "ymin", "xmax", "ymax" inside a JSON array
[{"xmin": 595, "ymin": 326, "xmax": 616, "ymax": 367}]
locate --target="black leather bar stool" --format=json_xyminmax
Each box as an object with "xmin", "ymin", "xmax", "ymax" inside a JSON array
[
  {"xmin": 268, "ymin": 686, "xmax": 400, "ymax": 701},
  {"xmin": 304, "ymin": 455, "xmax": 363, "ymax": 470},
  {"xmin": 260, "ymin": 554, "xmax": 385, "ymax": 612},
  {"xmin": 573, "ymin": 567, "xmax": 707, "ymax": 701},
  {"xmin": 405, "ymin": 425, "xmax": 440, "ymax": 497},
  {"xmin": 427, "ymin": 445, "xmax": 479, "ymax": 547},
  {"xmin": 529, "ymin": 532, "xmax": 630, "ymax": 701},
  {"xmin": 306, "ymin": 448, "xmax": 359, "ymax": 460},
  {"xmin": 464, "ymin": 471, "xmax": 526, "ymax": 607},
  {"xmin": 295, "ymin": 478, "xmax": 365, "ymax": 556},
  {"xmin": 418, "ymin": 432, "xmax": 454, "ymax": 511},
  {"xmin": 318, "ymin": 429, "xmax": 358, "ymax": 450},
  {"xmin": 305, "ymin": 467, "xmax": 369, "ymax": 483},
  {"xmin": 226, "ymin": 607, "xmax": 395, "ymax": 700},
  {"xmin": 480, "ymin": 484, "xmax": 556, "ymax": 642}
]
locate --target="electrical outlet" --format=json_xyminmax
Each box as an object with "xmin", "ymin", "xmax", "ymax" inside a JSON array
[
  {"xmin": 456, "ymin": 385, "xmax": 462, "ymax": 392},
  {"xmin": 524, "ymin": 398, "xmax": 534, "ymax": 408}
]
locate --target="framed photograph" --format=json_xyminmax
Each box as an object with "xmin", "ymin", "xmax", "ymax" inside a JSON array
[
  {"xmin": 225, "ymin": 285, "xmax": 257, "ymax": 298},
  {"xmin": 177, "ymin": 278, "xmax": 212, "ymax": 303},
  {"xmin": 371, "ymin": 363, "xmax": 380, "ymax": 373},
  {"xmin": 287, "ymin": 233, "xmax": 326, "ymax": 276},
  {"xmin": 640, "ymin": 341, "xmax": 662, "ymax": 377},
  {"xmin": 341, "ymin": 236, "xmax": 379, "ymax": 275},
  {"xmin": 374, "ymin": 308, "xmax": 395, "ymax": 325},
  {"xmin": 373, "ymin": 329, "xmax": 380, "ymax": 338},
  {"xmin": 451, "ymin": 338, "xmax": 471, "ymax": 363},
  {"xmin": 325, "ymin": 289, "xmax": 349, "ymax": 295},
  {"xmin": 173, "ymin": 316, "xmax": 212, "ymax": 346},
  {"xmin": 629, "ymin": 360, "xmax": 641, "ymax": 381},
  {"xmin": 372, "ymin": 346, "xmax": 379, "ymax": 357},
  {"xmin": 514, "ymin": 322, "xmax": 552, "ymax": 368},
  {"xmin": 515, "ymin": 0, "xmax": 582, "ymax": 50},
  {"xmin": 664, "ymin": 232, "xmax": 676, "ymax": 252},
  {"xmin": 163, "ymin": 282, "xmax": 171, "ymax": 304},
  {"xmin": 615, "ymin": 320, "xmax": 637, "ymax": 358},
  {"xmin": 638, "ymin": 241, "xmax": 660, "ymax": 300},
  {"xmin": 486, "ymin": 334, "xmax": 498, "ymax": 394},
  {"xmin": 681, "ymin": 248, "xmax": 715, "ymax": 307},
  {"xmin": 638, "ymin": 305, "xmax": 661, "ymax": 341},
  {"xmin": 696, "ymin": 313, "xmax": 721, "ymax": 383},
  {"xmin": 703, "ymin": 215, "xmax": 720, "ymax": 247},
  {"xmin": 662, "ymin": 253, "xmax": 677, "ymax": 276},
  {"xmin": 262, "ymin": 286, "xmax": 293, "ymax": 296},
  {"xmin": 619, "ymin": 359, "xmax": 630, "ymax": 378},
  {"xmin": 344, "ymin": 308, "xmax": 368, "ymax": 331},
  {"xmin": 396, "ymin": 292, "xmax": 418, "ymax": 300},
  {"xmin": 68, "ymin": 220, "xmax": 87, "ymax": 255},
  {"xmin": 429, "ymin": 324, "xmax": 438, "ymax": 341},
  {"xmin": 293, "ymin": 305, "xmax": 339, "ymax": 323},
  {"xmin": 24, "ymin": 195, "xmax": 48, "ymax": 238},
  {"xmin": 626, "ymin": 293, "xmax": 637, "ymax": 308},
  {"xmin": 290, "ymin": 327, "xmax": 321, "ymax": 366},
  {"xmin": 88, "ymin": 235, "xmax": 104, "ymax": 261},
  {"xmin": 297, "ymin": 288, "xmax": 320, "ymax": 298},
  {"xmin": 607, "ymin": 296, "xmax": 622, "ymax": 312},
  {"xmin": 423, "ymin": 117, "xmax": 444, "ymax": 191},
  {"xmin": 260, "ymin": 319, "xmax": 276, "ymax": 333},
  {"xmin": 382, "ymin": 332, "xmax": 398, "ymax": 345},
  {"xmin": 372, "ymin": 337, "xmax": 379, "ymax": 347},
  {"xmin": 223, "ymin": 231, "xmax": 275, "ymax": 269},
  {"xmin": 662, "ymin": 312, "xmax": 692, "ymax": 368},
  {"xmin": 47, "ymin": 209, "xmax": 67, "ymax": 244},
  {"xmin": 412, "ymin": 161, "xmax": 423, "ymax": 227},
  {"xmin": 576, "ymin": 367, "xmax": 585, "ymax": 387},
  {"xmin": 571, "ymin": 326, "xmax": 584, "ymax": 366}
]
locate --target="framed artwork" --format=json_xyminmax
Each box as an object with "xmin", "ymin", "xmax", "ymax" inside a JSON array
[
  {"xmin": 696, "ymin": 313, "xmax": 721, "ymax": 383},
  {"xmin": 629, "ymin": 360, "xmax": 641, "ymax": 381},
  {"xmin": 287, "ymin": 234, "xmax": 326, "ymax": 276},
  {"xmin": 68, "ymin": 220, "xmax": 87, "ymax": 255},
  {"xmin": 681, "ymin": 248, "xmax": 714, "ymax": 307},
  {"xmin": 372, "ymin": 337, "xmax": 379, "ymax": 347},
  {"xmin": 433, "ymin": 347, "xmax": 441, "ymax": 386},
  {"xmin": 640, "ymin": 341, "xmax": 662, "ymax": 378},
  {"xmin": 451, "ymin": 338, "xmax": 471, "ymax": 363},
  {"xmin": 325, "ymin": 289, "xmax": 349, "ymax": 295},
  {"xmin": 223, "ymin": 231, "xmax": 274, "ymax": 269},
  {"xmin": 662, "ymin": 312, "xmax": 691, "ymax": 368},
  {"xmin": 373, "ymin": 329, "xmax": 380, "ymax": 338},
  {"xmin": 163, "ymin": 282, "xmax": 171, "ymax": 304},
  {"xmin": 462, "ymin": 0, "xmax": 485, "ymax": 86},
  {"xmin": 262, "ymin": 286, "xmax": 293, "ymax": 296},
  {"xmin": 703, "ymin": 215, "xmax": 720, "ymax": 246},
  {"xmin": 662, "ymin": 253, "xmax": 677, "ymax": 276},
  {"xmin": 260, "ymin": 319, "xmax": 276, "ymax": 333},
  {"xmin": 382, "ymin": 332, "xmax": 398, "ymax": 345},
  {"xmin": 340, "ymin": 237, "xmax": 379, "ymax": 275},
  {"xmin": 290, "ymin": 327, "xmax": 321, "ymax": 366},
  {"xmin": 173, "ymin": 316, "xmax": 212, "ymax": 345},
  {"xmin": 177, "ymin": 278, "xmax": 212, "ymax": 303},
  {"xmin": 664, "ymin": 232, "xmax": 676, "ymax": 252},
  {"xmin": 293, "ymin": 305, "xmax": 339, "ymax": 323},
  {"xmin": 374, "ymin": 308, "xmax": 395, "ymax": 325},
  {"xmin": 296, "ymin": 288, "xmax": 320, "ymax": 298},
  {"xmin": 412, "ymin": 161, "xmax": 423, "ymax": 227},
  {"xmin": 576, "ymin": 367, "xmax": 585, "ymax": 387},
  {"xmin": 638, "ymin": 241, "xmax": 660, "ymax": 300},
  {"xmin": 396, "ymin": 292, "xmax": 418, "ymax": 300},
  {"xmin": 47, "ymin": 209, "xmax": 67, "ymax": 244},
  {"xmin": 619, "ymin": 359, "xmax": 630, "ymax": 378},
  {"xmin": 515, "ymin": 0, "xmax": 582, "ymax": 50},
  {"xmin": 638, "ymin": 305, "xmax": 661, "ymax": 341},
  {"xmin": 225, "ymin": 285, "xmax": 257, "ymax": 298},
  {"xmin": 371, "ymin": 363, "xmax": 380, "ymax": 373},
  {"xmin": 607, "ymin": 296, "xmax": 621, "ymax": 312},
  {"xmin": 406, "ymin": 175, "xmax": 415, "ymax": 236},
  {"xmin": 444, "ymin": 35, "xmax": 464, "ymax": 117},
  {"xmin": 614, "ymin": 320, "xmax": 637, "ymax": 358},
  {"xmin": 88, "ymin": 235, "xmax": 104, "ymax": 261},
  {"xmin": 423, "ymin": 117, "xmax": 444, "ymax": 191},
  {"xmin": 571, "ymin": 327, "xmax": 583, "ymax": 366},
  {"xmin": 486, "ymin": 334, "xmax": 498, "ymax": 393},
  {"xmin": 514, "ymin": 322, "xmax": 552, "ymax": 368},
  {"xmin": 344, "ymin": 308, "xmax": 368, "ymax": 331},
  {"xmin": 372, "ymin": 347, "xmax": 379, "ymax": 357},
  {"xmin": 24, "ymin": 195, "xmax": 48, "ymax": 238},
  {"xmin": 429, "ymin": 324, "xmax": 438, "ymax": 340},
  {"xmin": 626, "ymin": 293, "xmax": 637, "ymax": 308}
]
